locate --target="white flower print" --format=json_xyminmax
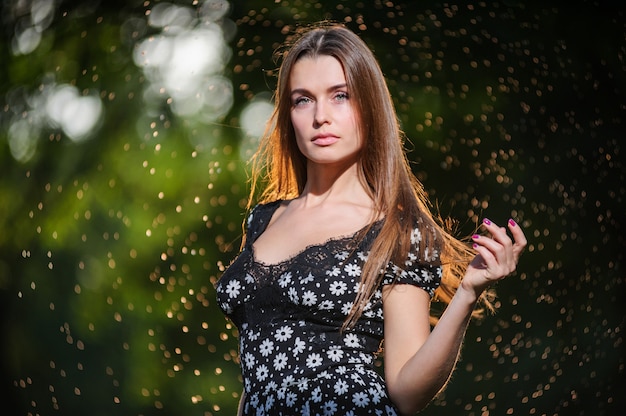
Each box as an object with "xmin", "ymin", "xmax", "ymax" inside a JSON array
[
  {"xmin": 301, "ymin": 273, "xmax": 314, "ymax": 284},
  {"xmin": 360, "ymin": 352, "xmax": 373, "ymax": 365},
  {"xmin": 357, "ymin": 250, "xmax": 368, "ymax": 261},
  {"xmin": 278, "ymin": 272, "xmax": 292, "ymax": 288},
  {"xmin": 329, "ymin": 280, "xmax": 347, "ymax": 296},
  {"xmin": 326, "ymin": 266, "xmax": 341, "ymax": 277},
  {"xmin": 334, "ymin": 379, "xmax": 349, "ymax": 395},
  {"xmin": 293, "ymin": 337, "xmax": 306, "ymax": 356},
  {"xmin": 297, "ymin": 377, "xmax": 309, "ymax": 392},
  {"xmin": 248, "ymin": 330, "xmax": 260, "ymax": 341},
  {"xmin": 273, "ymin": 352, "xmax": 288, "ymax": 371},
  {"xmin": 405, "ymin": 251, "xmax": 417, "ymax": 266},
  {"xmin": 336, "ymin": 365, "xmax": 347, "ymax": 375},
  {"xmin": 352, "ymin": 391, "xmax": 370, "ymax": 407},
  {"xmin": 369, "ymin": 386, "xmax": 382, "ymax": 404},
  {"xmin": 302, "ymin": 290, "xmax": 318, "ymax": 306},
  {"xmin": 225, "ymin": 279, "xmax": 241, "ymax": 298},
  {"xmin": 335, "ymin": 251, "xmax": 349, "ymax": 260},
  {"xmin": 425, "ymin": 246, "xmax": 439, "ymax": 262},
  {"xmin": 245, "ymin": 273, "xmax": 255, "ymax": 284},
  {"xmin": 220, "ymin": 302, "xmax": 232, "ymax": 314},
  {"xmin": 385, "ymin": 404, "xmax": 398, "ymax": 415},
  {"xmin": 344, "ymin": 263, "xmax": 361, "ymax": 277},
  {"xmin": 287, "ymin": 287, "xmax": 299, "ymax": 304},
  {"xmin": 276, "ymin": 386, "xmax": 286, "ymax": 400},
  {"xmin": 319, "ymin": 370, "xmax": 331, "ymax": 379},
  {"xmin": 341, "ymin": 301, "xmax": 353, "ymax": 315},
  {"xmin": 411, "ymin": 227, "xmax": 422, "ymax": 245},
  {"xmin": 274, "ymin": 325, "xmax": 294, "ymax": 342},
  {"xmin": 323, "ymin": 400, "xmax": 338, "ymax": 416},
  {"xmin": 344, "ymin": 333, "xmax": 361, "ymax": 348},
  {"xmin": 391, "ymin": 264, "xmax": 403, "ymax": 276},
  {"xmin": 265, "ymin": 381, "xmax": 278, "ymax": 393},
  {"xmin": 265, "ymin": 394, "xmax": 275, "ymax": 410},
  {"xmin": 250, "ymin": 392, "xmax": 259, "ymax": 407},
  {"xmin": 256, "ymin": 364, "xmax": 269, "ymax": 382},
  {"xmin": 351, "ymin": 372, "xmax": 365, "ymax": 386},
  {"xmin": 282, "ymin": 375, "xmax": 295, "ymax": 388},
  {"xmin": 408, "ymin": 270, "xmax": 422, "ymax": 283},
  {"xmin": 244, "ymin": 352, "xmax": 256, "ymax": 369},
  {"xmin": 276, "ymin": 387, "xmax": 287, "ymax": 400},
  {"xmin": 421, "ymin": 269, "xmax": 433, "ymax": 282},
  {"xmin": 311, "ymin": 386, "xmax": 323, "ymax": 403},
  {"xmin": 259, "ymin": 339, "xmax": 274, "ymax": 357},
  {"xmin": 318, "ymin": 300, "xmax": 335, "ymax": 310},
  {"xmin": 305, "ymin": 353, "xmax": 323, "ymax": 368},
  {"xmin": 327, "ymin": 346, "xmax": 344, "ymax": 362},
  {"xmin": 285, "ymin": 392, "xmax": 297, "ymax": 407}
]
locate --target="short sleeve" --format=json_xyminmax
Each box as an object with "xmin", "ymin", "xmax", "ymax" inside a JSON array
[
  {"xmin": 242, "ymin": 201, "xmax": 282, "ymax": 250},
  {"xmin": 381, "ymin": 224, "xmax": 442, "ymax": 297}
]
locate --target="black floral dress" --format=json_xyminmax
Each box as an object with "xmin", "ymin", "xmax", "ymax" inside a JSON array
[{"xmin": 216, "ymin": 201, "xmax": 442, "ymax": 415}]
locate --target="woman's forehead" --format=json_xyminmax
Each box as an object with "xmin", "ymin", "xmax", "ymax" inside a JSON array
[{"xmin": 289, "ymin": 55, "xmax": 346, "ymax": 90}]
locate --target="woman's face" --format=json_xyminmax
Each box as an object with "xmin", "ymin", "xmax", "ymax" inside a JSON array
[{"xmin": 288, "ymin": 55, "xmax": 363, "ymax": 170}]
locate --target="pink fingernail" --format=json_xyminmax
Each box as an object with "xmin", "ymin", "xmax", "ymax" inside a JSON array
[
  {"xmin": 472, "ymin": 243, "xmax": 478, "ymax": 249},
  {"xmin": 508, "ymin": 219, "xmax": 517, "ymax": 227},
  {"xmin": 483, "ymin": 218, "xmax": 491, "ymax": 225},
  {"xmin": 472, "ymin": 234, "xmax": 480, "ymax": 239}
]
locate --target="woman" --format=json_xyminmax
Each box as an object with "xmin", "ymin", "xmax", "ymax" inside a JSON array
[{"xmin": 216, "ymin": 22, "xmax": 526, "ymax": 415}]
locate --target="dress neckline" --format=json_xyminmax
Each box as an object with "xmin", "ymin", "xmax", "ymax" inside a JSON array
[
  {"xmin": 249, "ymin": 200, "xmax": 384, "ymax": 268},
  {"xmin": 251, "ymin": 225, "xmax": 371, "ymax": 268}
]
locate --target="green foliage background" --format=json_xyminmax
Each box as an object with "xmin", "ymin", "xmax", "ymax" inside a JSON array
[{"xmin": 1, "ymin": 1, "xmax": 624, "ymax": 415}]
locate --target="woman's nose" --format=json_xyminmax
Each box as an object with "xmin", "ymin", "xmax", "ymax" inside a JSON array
[{"xmin": 313, "ymin": 101, "xmax": 330, "ymax": 127}]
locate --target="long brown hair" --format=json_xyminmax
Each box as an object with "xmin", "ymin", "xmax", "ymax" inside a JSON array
[{"xmin": 247, "ymin": 22, "xmax": 492, "ymax": 328}]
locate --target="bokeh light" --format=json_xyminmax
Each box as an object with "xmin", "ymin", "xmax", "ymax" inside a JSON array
[
  {"xmin": 132, "ymin": 1, "xmax": 234, "ymax": 121},
  {"xmin": 1, "ymin": 1, "xmax": 624, "ymax": 415}
]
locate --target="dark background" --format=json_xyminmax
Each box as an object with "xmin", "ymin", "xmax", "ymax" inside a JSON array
[{"xmin": 1, "ymin": 0, "xmax": 624, "ymax": 415}]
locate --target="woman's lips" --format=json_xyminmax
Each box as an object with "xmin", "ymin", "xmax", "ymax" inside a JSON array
[{"xmin": 312, "ymin": 134, "xmax": 339, "ymax": 146}]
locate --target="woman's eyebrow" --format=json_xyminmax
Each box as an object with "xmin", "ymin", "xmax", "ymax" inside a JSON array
[{"xmin": 290, "ymin": 83, "xmax": 348, "ymax": 96}]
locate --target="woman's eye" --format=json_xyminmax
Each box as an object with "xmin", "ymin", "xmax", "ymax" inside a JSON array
[
  {"xmin": 334, "ymin": 92, "xmax": 349, "ymax": 102},
  {"xmin": 293, "ymin": 96, "xmax": 311, "ymax": 106}
]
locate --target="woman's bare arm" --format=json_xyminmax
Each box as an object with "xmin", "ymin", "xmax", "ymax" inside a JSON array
[
  {"xmin": 383, "ymin": 219, "xmax": 527, "ymax": 415},
  {"xmin": 237, "ymin": 391, "xmax": 245, "ymax": 416}
]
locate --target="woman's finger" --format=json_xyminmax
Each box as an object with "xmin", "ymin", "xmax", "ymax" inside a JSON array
[
  {"xmin": 470, "ymin": 245, "xmax": 496, "ymax": 274},
  {"xmin": 507, "ymin": 218, "xmax": 528, "ymax": 259},
  {"xmin": 481, "ymin": 219, "xmax": 513, "ymax": 248},
  {"xmin": 477, "ymin": 220, "xmax": 513, "ymax": 264},
  {"xmin": 471, "ymin": 233, "xmax": 506, "ymax": 260},
  {"xmin": 477, "ymin": 218, "xmax": 525, "ymax": 274}
]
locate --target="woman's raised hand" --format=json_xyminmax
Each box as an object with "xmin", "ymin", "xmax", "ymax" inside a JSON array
[{"xmin": 462, "ymin": 218, "xmax": 527, "ymax": 296}]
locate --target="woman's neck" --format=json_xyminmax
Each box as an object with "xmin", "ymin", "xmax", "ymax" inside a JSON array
[{"xmin": 300, "ymin": 162, "xmax": 371, "ymax": 207}]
